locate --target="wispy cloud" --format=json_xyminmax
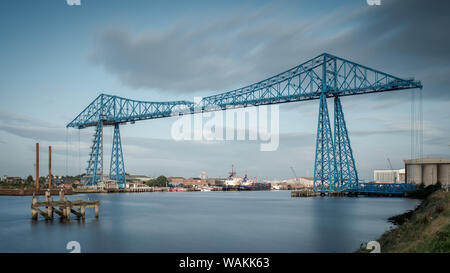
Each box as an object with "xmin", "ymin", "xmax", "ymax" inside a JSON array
[
  {"xmin": 0, "ymin": 110, "xmax": 92, "ymax": 142},
  {"xmin": 90, "ymin": 0, "xmax": 450, "ymax": 101}
]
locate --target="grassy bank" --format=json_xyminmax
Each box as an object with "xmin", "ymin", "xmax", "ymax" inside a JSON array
[{"xmin": 360, "ymin": 189, "xmax": 450, "ymax": 253}]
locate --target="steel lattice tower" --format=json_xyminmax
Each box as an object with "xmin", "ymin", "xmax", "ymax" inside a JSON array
[
  {"xmin": 85, "ymin": 121, "xmax": 103, "ymax": 186},
  {"xmin": 313, "ymin": 93, "xmax": 336, "ymax": 191},
  {"xmin": 109, "ymin": 123, "xmax": 126, "ymax": 189},
  {"xmin": 333, "ymin": 96, "xmax": 358, "ymax": 191}
]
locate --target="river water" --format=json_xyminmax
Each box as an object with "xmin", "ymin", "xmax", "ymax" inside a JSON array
[{"xmin": 0, "ymin": 191, "xmax": 420, "ymax": 253}]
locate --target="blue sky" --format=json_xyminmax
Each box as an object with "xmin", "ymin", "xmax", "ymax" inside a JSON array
[{"xmin": 0, "ymin": 0, "xmax": 449, "ymax": 180}]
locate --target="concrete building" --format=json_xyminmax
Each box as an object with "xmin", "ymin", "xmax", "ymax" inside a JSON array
[
  {"xmin": 298, "ymin": 177, "xmax": 314, "ymax": 187},
  {"xmin": 283, "ymin": 177, "xmax": 314, "ymax": 187},
  {"xmin": 4, "ymin": 176, "xmax": 24, "ymax": 184},
  {"xmin": 126, "ymin": 175, "xmax": 151, "ymax": 183},
  {"xmin": 127, "ymin": 181, "xmax": 151, "ymax": 189},
  {"xmin": 404, "ymin": 158, "xmax": 450, "ymax": 187},
  {"xmin": 168, "ymin": 177, "xmax": 216, "ymax": 187},
  {"xmin": 199, "ymin": 171, "xmax": 207, "ymax": 180},
  {"xmin": 374, "ymin": 169, "xmax": 405, "ymax": 183}
]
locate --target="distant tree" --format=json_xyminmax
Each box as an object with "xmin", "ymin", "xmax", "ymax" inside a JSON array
[
  {"xmin": 26, "ymin": 175, "xmax": 34, "ymax": 184},
  {"xmin": 145, "ymin": 176, "xmax": 168, "ymax": 187},
  {"xmin": 155, "ymin": 176, "xmax": 168, "ymax": 185}
]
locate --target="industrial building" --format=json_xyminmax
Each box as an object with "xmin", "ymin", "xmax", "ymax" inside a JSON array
[
  {"xmin": 168, "ymin": 177, "xmax": 219, "ymax": 187},
  {"xmin": 374, "ymin": 169, "xmax": 405, "ymax": 183},
  {"xmin": 404, "ymin": 158, "xmax": 450, "ymax": 187}
]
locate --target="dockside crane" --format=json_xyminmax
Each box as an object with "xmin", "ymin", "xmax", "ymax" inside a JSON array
[
  {"xmin": 290, "ymin": 167, "xmax": 299, "ymax": 183},
  {"xmin": 387, "ymin": 158, "xmax": 397, "ymax": 183}
]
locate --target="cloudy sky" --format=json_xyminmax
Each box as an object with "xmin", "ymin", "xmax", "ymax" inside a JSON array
[{"xmin": 0, "ymin": 0, "xmax": 449, "ymax": 181}]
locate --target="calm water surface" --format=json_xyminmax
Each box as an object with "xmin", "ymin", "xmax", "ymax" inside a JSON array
[{"xmin": 0, "ymin": 191, "xmax": 420, "ymax": 253}]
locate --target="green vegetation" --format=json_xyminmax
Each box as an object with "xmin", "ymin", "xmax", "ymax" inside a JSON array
[
  {"xmin": 0, "ymin": 175, "xmax": 31, "ymax": 188},
  {"xmin": 406, "ymin": 183, "xmax": 442, "ymax": 199},
  {"xmin": 39, "ymin": 176, "xmax": 46, "ymax": 185},
  {"xmin": 413, "ymin": 222, "xmax": 450, "ymax": 252},
  {"xmin": 145, "ymin": 176, "xmax": 168, "ymax": 187},
  {"xmin": 60, "ymin": 174, "xmax": 84, "ymax": 180},
  {"xmin": 358, "ymin": 189, "xmax": 450, "ymax": 253},
  {"xmin": 1, "ymin": 174, "xmax": 85, "ymax": 190},
  {"xmin": 26, "ymin": 175, "xmax": 33, "ymax": 184}
]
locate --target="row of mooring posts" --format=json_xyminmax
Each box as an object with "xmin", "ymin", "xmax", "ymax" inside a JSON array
[
  {"xmin": 291, "ymin": 189, "xmax": 319, "ymax": 197},
  {"xmin": 31, "ymin": 189, "xmax": 100, "ymax": 221},
  {"xmin": 291, "ymin": 189, "xmax": 351, "ymax": 197}
]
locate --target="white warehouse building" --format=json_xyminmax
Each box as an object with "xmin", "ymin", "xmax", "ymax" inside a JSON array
[{"xmin": 374, "ymin": 169, "xmax": 405, "ymax": 183}]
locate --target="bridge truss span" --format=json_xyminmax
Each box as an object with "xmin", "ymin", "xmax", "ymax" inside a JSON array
[{"xmin": 67, "ymin": 53, "xmax": 422, "ymax": 192}]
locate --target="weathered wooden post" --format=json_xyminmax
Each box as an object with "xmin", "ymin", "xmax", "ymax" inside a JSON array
[
  {"xmin": 81, "ymin": 206, "xmax": 86, "ymax": 220},
  {"xmin": 47, "ymin": 196, "xmax": 53, "ymax": 220},
  {"xmin": 95, "ymin": 205, "xmax": 99, "ymax": 218},
  {"xmin": 45, "ymin": 190, "xmax": 51, "ymax": 201},
  {"xmin": 44, "ymin": 190, "xmax": 53, "ymax": 220},
  {"xmin": 59, "ymin": 189, "xmax": 65, "ymax": 201},
  {"xmin": 31, "ymin": 195, "xmax": 38, "ymax": 220},
  {"xmin": 65, "ymin": 206, "xmax": 71, "ymax": 221}
]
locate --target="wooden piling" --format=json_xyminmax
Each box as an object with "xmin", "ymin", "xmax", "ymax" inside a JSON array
[
  {"xmin": 291, "ymin": 189, "xmax": 319, "ymax": 197},
  {"xmin": 53, "ymin": 207, "xmax": 64, "ymax": 217},
  {"xmin": 59, "ymin": 189, "xmax": 65, "ymax": 201},
  {"xmin": 47, "ymin": 197, "xmax": 53, "ymax": 219},
  {"xmin": 31, "ymin": 189, "xmax": 100, "ymax": 221},
  {"xmin": 70, "ymin": 208, "xmax": 82, "ymax": 218},
  {"xmin": 67, "ymin": 206, "xmax": 72, "ymax": 220},
  {"xmin": 31, "ymin": 196, "xmax": 38, "ymax": 220}
]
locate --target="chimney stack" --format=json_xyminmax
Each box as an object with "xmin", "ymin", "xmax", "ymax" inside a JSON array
[
  {"xmin": 48, "ymin": 146, "xmax": 52, "ymax": 189},
  {"xmin": 36, "ymin": 143, "xmax": 39, "ymax": 191}
]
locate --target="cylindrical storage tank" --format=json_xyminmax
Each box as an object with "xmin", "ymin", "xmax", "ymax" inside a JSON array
[
  {"xmin": 423, "ymin": 164, "xmax": 438, "ymax": 186},
  {"xmin": 408, "ymin": 164, "xmax": 422, "ymax": 185}
]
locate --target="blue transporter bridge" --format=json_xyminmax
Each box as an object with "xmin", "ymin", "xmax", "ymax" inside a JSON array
[{"xmin": 67, "ymin": 53, "xmax": 422, "ymax": 194}]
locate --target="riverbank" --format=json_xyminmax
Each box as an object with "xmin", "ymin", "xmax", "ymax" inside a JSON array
[
  {"xmin": 0, "ymin": 188, "xmax": 73, "ymax": 196},
  {"xmin": 360, "ymin": 189, "xmax": 450, "ymax": 253},
  {"xmin": 0, "ymin": 185, "xmax": 276, "ymax": 196}
]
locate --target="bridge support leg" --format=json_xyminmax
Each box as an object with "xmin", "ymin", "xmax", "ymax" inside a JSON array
[
  {"xmin": 85, "ymin": 121, "xmax": 103, "ymax": 186},
  {"xmin": 333, "ymin": 96, "xmax": 359, "ymax": 191},
  {"xmin": 110, "ymin": 123, "xmax": 127, "ymax": 189},
  {"xmin": 313, "ymin": 93, "xmax": 336, "ymax": 192}
]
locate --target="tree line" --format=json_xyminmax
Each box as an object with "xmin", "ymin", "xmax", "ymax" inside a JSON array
[{"xmin": 145, "ymin": 176, "xmax": 168, "ymax": 187}]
